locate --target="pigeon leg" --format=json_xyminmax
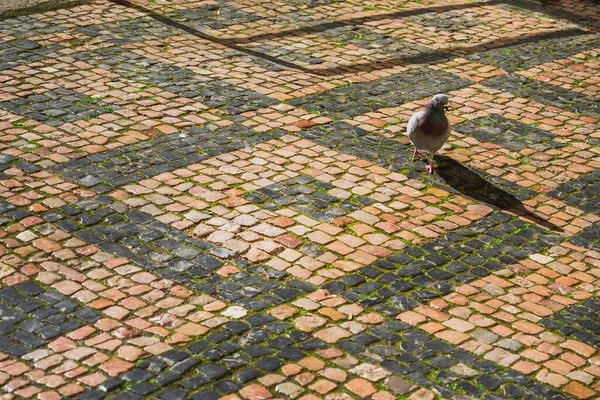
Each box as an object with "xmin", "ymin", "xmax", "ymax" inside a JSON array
[
  {"xmin": 424, "ymin": 152, "xmax": 436, "ymax": 174},
  {"xmin": 412, "ymin": 148, "xmax": 423, "ymax": 161}
]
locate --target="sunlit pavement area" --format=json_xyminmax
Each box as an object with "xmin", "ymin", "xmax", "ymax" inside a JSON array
[{"xmin": 0, "ymin": 0, "xmax": 599, "ymax": 399}]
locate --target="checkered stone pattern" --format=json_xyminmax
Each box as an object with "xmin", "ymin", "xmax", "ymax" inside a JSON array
[
  {"xmin": 243, "ymin": 175, "xmax": 377, "ymax": 222},
  {"xmin": 0, "ymin": 15, "xmax": 65, "ymax": 40},
  {"xmin": 51, "ymin": 125, "xmax": 287, "ymax": 190},
  {"xmin": 171, "ymin": 3, "xmax": 262, "ymax": 30},
  {"xmin": 288, "ymin": 69, "xmax": 471, "ymax": 120},
  {"xmin": 548, "ymin": 169, "xmax": 600, "ymax": 215},
  {"xmin": 0, "ymin": 39, "xmax": 63, "ymax": 71},
  {"xmin": 72, "ymin": 46, "xmax": 278, "ymax": 114},
  {"xmin": 483, "ymin": 74, "xmax": 600, "ymax": 121},
  {"xmin": 409, "ymin": 9, "xmax": 485, "ymax": 32},
  {"xmin": 0, "ymin": 282, "xmax": 101, "ymax": 356},
  {"xmin": 76, "ymin": 16, "xmax": 181, "ymax": 45},
  {"xmin": 453, "ymin": 115, "xmax": 564, "ymax": 152},
  {"xmin": 0, "ymin": 0, "xmax": 600, "ymax": 399},
  {"xmin": 327, "ymin": 212, "xmax": 563, "ymax": 306},
  {"xmin": 0, "ymin": 89, "xmax": 119, "ymax": 127},
  {"xmin": 541, "ymin": 297, "xmax": 600, "ymax": 350},
  {"xmin": 467, "ymin": 30, "xmax": 600, "ymax": 73}
]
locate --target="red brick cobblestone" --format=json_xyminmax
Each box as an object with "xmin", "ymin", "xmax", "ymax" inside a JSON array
[{"xmin": 0, "ymin": 0, "xmax": 599, "ymax": 398}]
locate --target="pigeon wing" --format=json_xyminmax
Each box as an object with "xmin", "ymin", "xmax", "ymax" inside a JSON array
[
  {"xmin": 406, "ymin": 111, "xmax": 422, "ymax": 145},
  {"xmin": 431, "ymin": 117, "xmax": 452, "ymax": 153}
]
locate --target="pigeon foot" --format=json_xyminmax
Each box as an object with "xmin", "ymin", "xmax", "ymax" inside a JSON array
[
  {"xmin": 412, "ymin": 149, "xmax": 423, "ymax": 161},
  {"xmin": 425, "ymin": 164, "xmax": 436, "ymax": 175}
]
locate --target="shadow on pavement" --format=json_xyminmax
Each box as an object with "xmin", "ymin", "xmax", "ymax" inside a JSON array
[
  {"xmin": 435, "ymin": 155, "xmax": 565, "ymax": 233},
  {"xmin": 110, "ymin": 0, "xmax": 598, "ymax": 76}
]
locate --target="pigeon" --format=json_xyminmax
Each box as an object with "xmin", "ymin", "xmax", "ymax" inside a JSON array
[{"xmin": 407, "ymin": 94, "xmax": 451, "ymax": 174}]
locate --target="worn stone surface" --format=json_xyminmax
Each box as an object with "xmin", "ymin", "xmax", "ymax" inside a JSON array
[{"xmin": 0, "ymin": 0, "xmax": 599, "ymax": 399}]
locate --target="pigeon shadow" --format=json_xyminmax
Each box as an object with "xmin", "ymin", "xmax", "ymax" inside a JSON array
[{"xmin": 434, "ymin": 155, "xmax": 565, "ymax": 233}]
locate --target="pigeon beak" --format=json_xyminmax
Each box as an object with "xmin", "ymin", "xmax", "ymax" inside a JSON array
[{"xmin": 444, "ymin": 103, "xmax": 453, "ymax": 111}]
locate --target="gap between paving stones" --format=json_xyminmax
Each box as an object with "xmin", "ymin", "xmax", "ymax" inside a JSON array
[
  {"xmin": 1, "ymin": 1, "xmax": 600, "ymax": 399},
  {"xmin": 1, "ymin": 137, "xmax": 592, "ymax": 396},
  {"xmin": 103, "ymin": 0, "xmax": 597, "ymax": 77},
  {"xmin": 1, "ymin": 131, "xmax": 592, "ymax": 396}
]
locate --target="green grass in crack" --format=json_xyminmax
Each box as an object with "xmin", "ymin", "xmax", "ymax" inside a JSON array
[
  {"xmin": 21, "ymin": 141, "xmax": 41, "ymax": 153},
  {"xmin": 13, "ymin": 117, "xmax": 30, "ymax": 129}
]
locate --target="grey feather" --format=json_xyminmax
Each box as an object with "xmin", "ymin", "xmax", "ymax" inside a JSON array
[{"xmin": 407, "ymin": 96, "xmax": 451, "ymax": 155}]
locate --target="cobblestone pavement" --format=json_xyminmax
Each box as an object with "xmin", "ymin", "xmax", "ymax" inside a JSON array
[{"xmin": 0, "ymin": 0, "xmax": 599, "ymax": 399}]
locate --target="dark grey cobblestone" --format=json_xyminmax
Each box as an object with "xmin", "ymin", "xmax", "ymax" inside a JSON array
[
  {"xmin": 0, "ymin": 154, "xmax": 20, "ymax": 180},
  {"xmin": 316, "ymin": 25, "xmax": 432, "ymax": 57},
  {"xmin": 1, "ymin": 3, "xmax": 598, "ymax": 398},
  {"xmin": 0, "ymin": 282, "xmax": 99, "ymax": 356},
  {"xmin": 0, "ymin": 154, "xmax": 17, "ymax": 165},
  {"xmin": 73, "ymin": 46, "xmax": 277, "ymax": 114},
  {"xmin": 541, "ymin": 297, "xmax": 600, "ymax": 350},
  {"xmin": 243, "ymin": 43, "xmax": 325, "ymax": 66},
  {"xmin": 0, "ymin": 88, "xmax": 119, "ymax": 126},
  {"xmin": 282, "ymin": 0, "xmax": 342, "ymax": 6},
  {"xmin": 52, "ymin": 124, "xmax": 286, "ymax": 191},
  {"xmin": 0, "ymin": 15, "xmax": 64, "ymax": 39},
  {"xmin": 244, "ymin": 174, "xmax": 376, "ymax": 221},
  {"xmin": 548, "ymin": 169, "xmax": 600, "ymax": 216},
  {"xmin": 37, "ymin": 195, "xmax": 314, "ymax": 311},
  {"xmin": 468, "ymin": 30, "xmax": 599, "ymax": 73},
  {"xmin": 569, "ymin": 222, "xmax": 600, "ymax": 252},
  {"xmin": 324, "ymin": 211, "xmax": 562, "ymax": 309},
  {"xmin": 409, "ymin": 10, "xmax": 483, "ymax": 31},
  {"xmin": 299, "ymin": 122, "xmax": 416, "ymax": 174},
  {"xmin": 333, "ymin": 322, "xmax": 569, "ymax": 400},
  {"xmin": 170, "ymin": 3, "xmax": 262, "ymax": 30},
  {"xmin": 453, "ymin": 115, "xmax": 563, "ymax": 152},
  {"xmin": 98, "ymin": 304, "xmax": 569, "ymax": 400},
  {"xmin": 288, "ymin": 68, "xmax": 470, "ymax": 120},
  {"xmin": 501, "ymin": 0, "xmax": 599, "ymax": 26},
  {"xmin": 0, "ymin": 199, "xmax": 32, "ymax": 225},
  {"xmin": 483, "ymin": 74, "xmax": 600, "ymax": 121},
  {"xmin": 77, "ymin": 16, "xmax": 181, "ymax": 45},
  {"xmin": 0, "ymin": 39, "xmax": 63, "ymax": 71}
]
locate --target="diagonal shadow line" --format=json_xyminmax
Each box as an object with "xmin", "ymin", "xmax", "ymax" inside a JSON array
[
  {"xmin": 110, "ymin": 0, "xmax": 311, "ymax": 71},
  {"xmin": 110, "ymin": 0, "xmax": 486, "ymax": 73},
  {"xmin": 108, "ymin": 0, "xmax": 591, "ymax": 79},
  {"xmin": 298, "ymin": 27, "xmax": 589, "ymax": 76},
  {"xmin": 505, "ymin": 0, "xmax": 600, "ymax": 29},
  {"xmin": 236, "ymin": 0, "xmax": 506, "ymax": 43}
]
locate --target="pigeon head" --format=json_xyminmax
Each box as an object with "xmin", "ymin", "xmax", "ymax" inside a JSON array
[{"xmin": 430, "ymin": 94, "xmax": 449, "ymax": 110}]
